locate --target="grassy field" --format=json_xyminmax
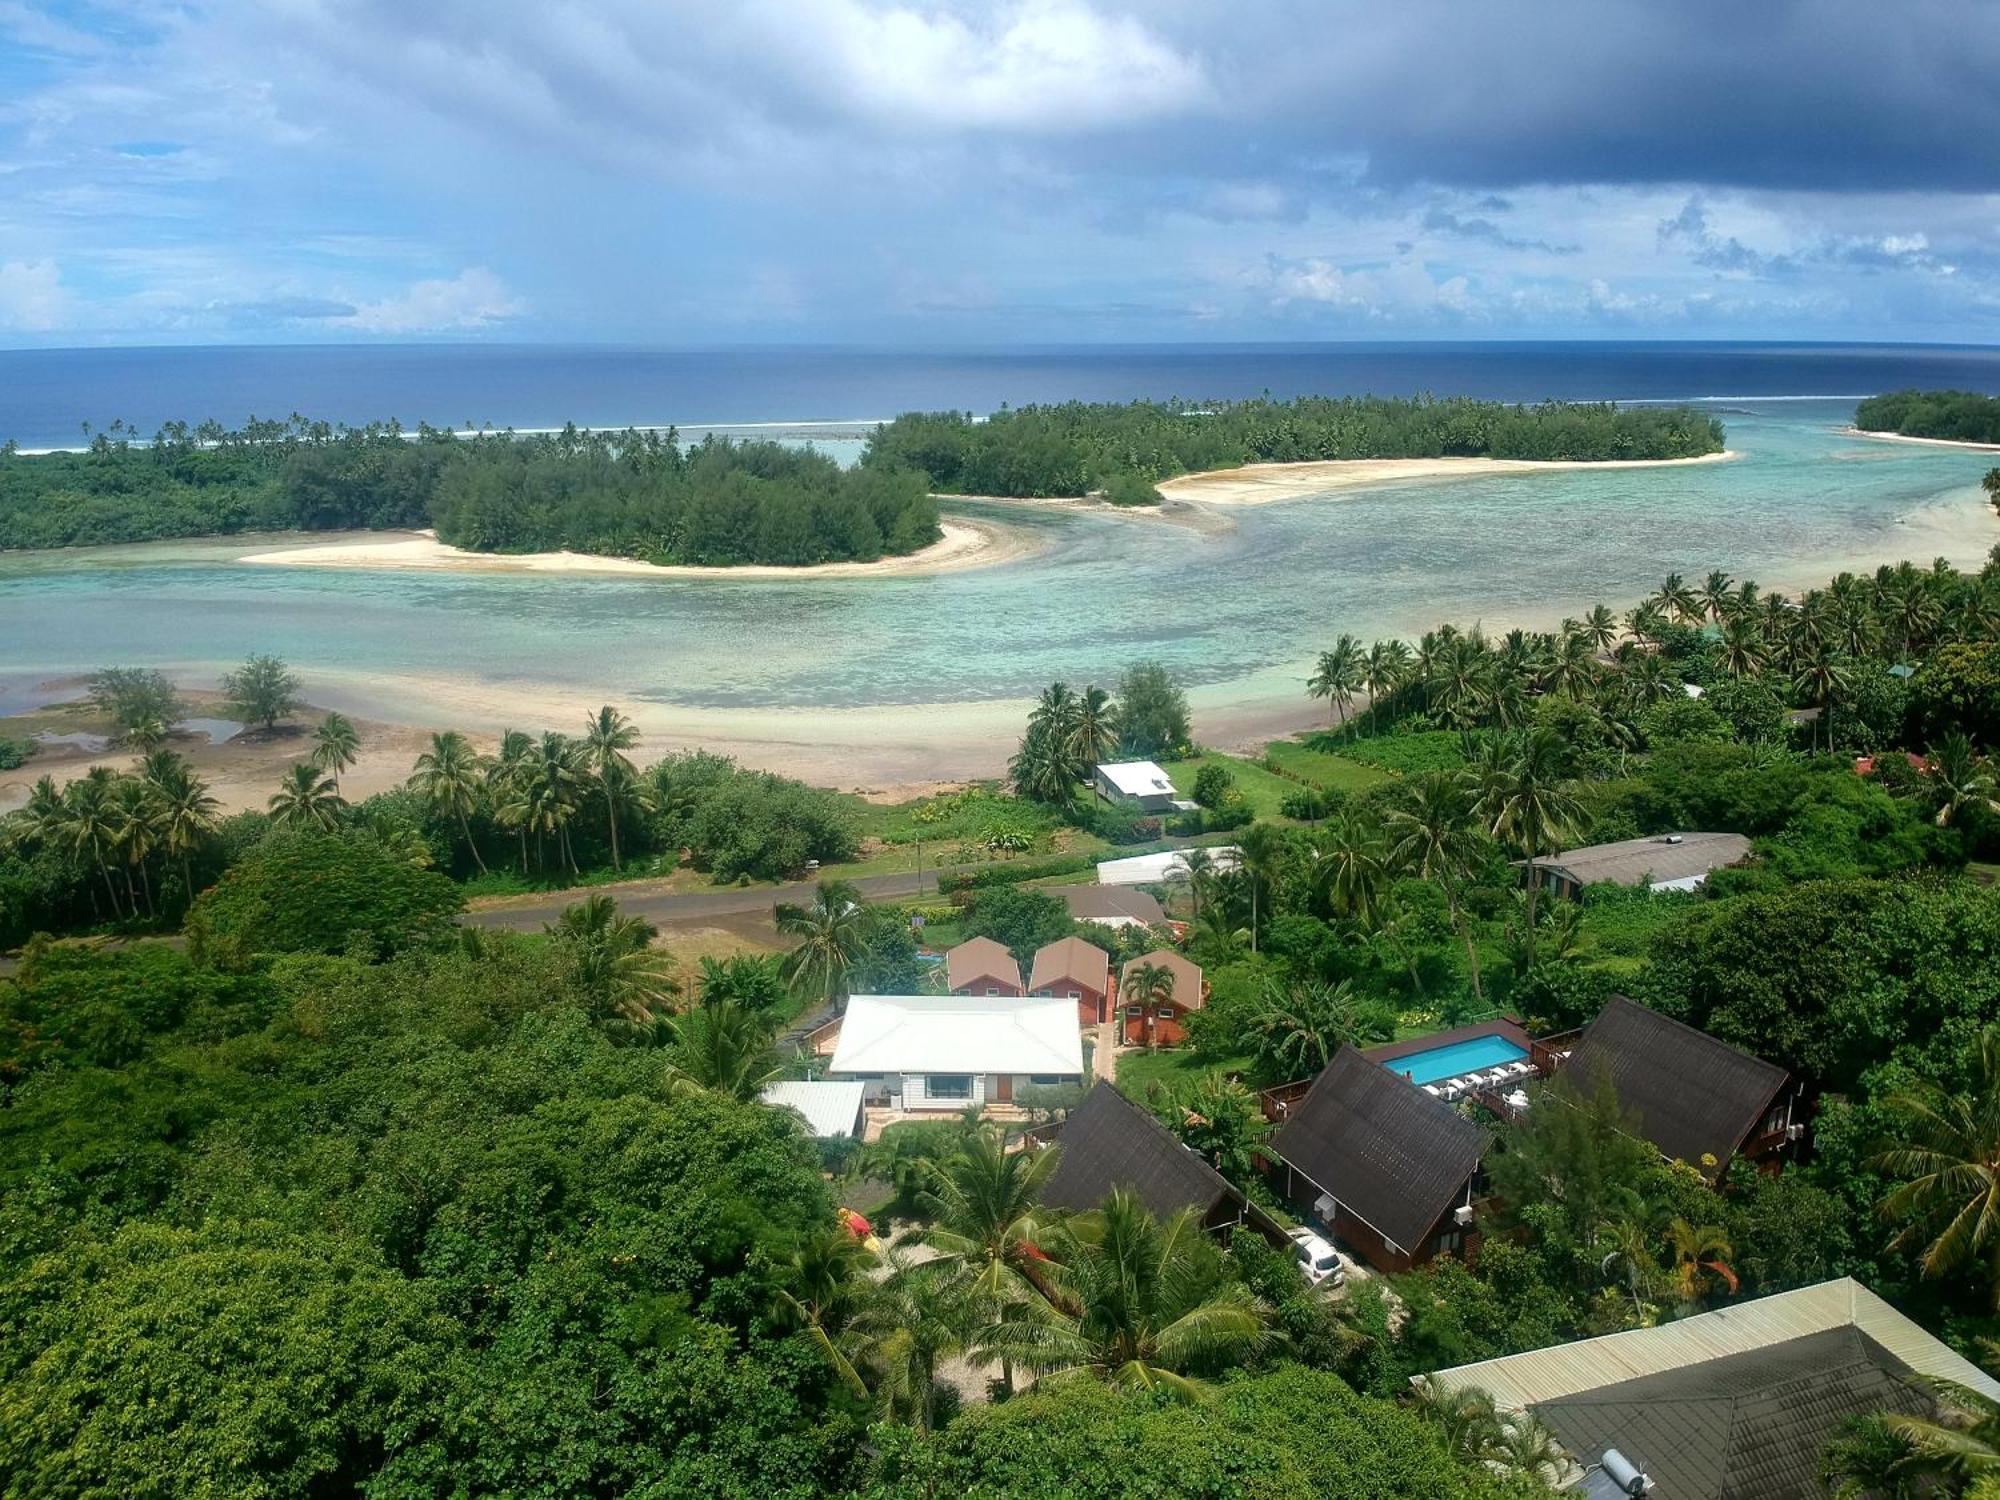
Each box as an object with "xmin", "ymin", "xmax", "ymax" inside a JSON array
[
  {"xmin": 1112, "ymin": 1047, "xmax": 1257, "ymax": 1101},
  {"xmin": 1158, "ymin": 752, "xmax": 1299, "ymax": 820},
  {"xmin": 1260, "ymin": 740, "xmax": 1394, "ymax": 794}
]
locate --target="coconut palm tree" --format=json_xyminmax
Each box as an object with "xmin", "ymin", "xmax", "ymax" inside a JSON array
[
  {"xmin": 775, "ymin": 879, "xmax": 869, "ymax": 1014},
  {"xmin": 1491, "ymin": 1412, "xmax": 1568, "ymax": 1488},
  {"xmin": 1663, "ymin": 1218, "xmax": 1739, "ymax": 1311},
  {"xmin": 107, "ymin": 775, "xmax": 163, "ymax": 916},
  {"xmin": 1718, "ymin": 616, "xmax": 1769, "ymax": 678},
  {"xmin": 61, "ymin": 770, "xmax": 127, "ymax": 918},
  {"xmin": 1698, "ymin": 569, "xmax": 1736, "ymax": 623},
  {"xmin": 1068, "ymin": 685, "xmax": 1119, "ymax": 774},
  {"xmin": 125, "ymin": 716, "xmax": 169, "ymax": 754},
  {"xmin": 1123, "ymin": 960, "xmax": 1176, "ymax": 1051},
  {"xmin": 1654, "ymin": 571, "xmax": 1702, "ymax": 624},
  {"xmin": 978, "ymin": 1187, "xmax": 1278, "ymax": 1400},
  {"xmin": 1874, "ymin": 1028, "xmax": 2000, "ymax": 1307},
  {"xmin": 1249, "ymin": 977, "xmax": 1390, "ymax": 1080},
  {"xmin": 1623, "ymin": 599, "xmax": 1668, "ymax": 650},
  {"xmin": 1480, "ymin": 728, "xmax": 1584, "ymax": 970},
  {"xmin": 1579, "ymin": 604, "xmax": 1619, "ymax": 653},
  {"xmin": 500, "ymin": 732, "xmax": 587, "ymax": 873},
  {"xmin": 309, "ymin": 712, "xmax": 361, "ymax": 795},
  {"xmin": 548, "ymin": 893, "xmax": 679, "ymax": 1027},
  {"xmin": 660, "ymin": 1000, "xmax": 783, "ymax": 1098},
  {"xmin": 1308, "ymin": 634, "xmax": 1364, "ymax": 729},
  {"xmin": 1307, "ymin": 808, "xmax": 1386, "ymax": 923},
  {"xmin": 1792, "ymin": 651, "xmax": 1855, "ymax": 754},
  {"xmin": 1876, "ymin": 1378, "xmax": 2000, "ymax": 1494},
  {"xmin": 1409, "ymin": 1377, "xmax": 1506, "ymax": 1464},
  {"xmin": 409, "ymin": 730, "xmax": 489, "ymax": 875},
  {"xmin": 772, "ymin": 1226, "xmax": 877, "ymax": 1401},
  {"xmin": 1236, "ymin": 821, "xmax": 1289, "ymax": 954},
  {"xmin": 1009, "ymin": 723, "xmax": 1080, "ymax": 811},
  {"xmin": 1930, "ymin": 734, "xmax": 2000, "ymax": 828},
  {"xmin": 581, "ymin": 704, "xmax": 645, "ymax": 870},
  {"xmin": 861, "ymin": 1255, "xmax": 978, "ymax": 1430},
  {"xmin": 1386, "ymin": 771, "xmax": 1488, "ymax": 1005},
  {"xmin": 488, "ymin": 729, "xmax": 535, "ymax": 872},
  {"xmin": 2, "ymin": 775, "xmax": 67, "ymax": 856},
  {"xmin": 268, "ymin": 762, "xmax": 345, "ymax": 832}
]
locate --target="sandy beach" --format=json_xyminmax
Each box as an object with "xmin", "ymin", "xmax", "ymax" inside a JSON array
[
  {"xmin": 1156, "ymin": 450, "xmax": 1738, "ymax": 505},
  {"xmin": 237, "ymin": 517, "xmax": 1042, "ymax": 579},
  {"xmin": 1846, "ymin": 428, "xmax": 2000, "ymax": 454}
]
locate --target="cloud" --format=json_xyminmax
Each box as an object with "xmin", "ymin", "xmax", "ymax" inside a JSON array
[
  {"xmin": 1422, "ymin": 207, "xmax": 1577, "ymax": 255},
  {"xmin": 1253, "ymin": 254, "xmax": 1479, "ymax": 321},
  {"xmin": 1656, "ymin": 197, "xmax": 1798, "ymax": 276},
  {"xmin": 335, "ymin": 268, "xmax": 522, "ymax": 334},
  {"xmin": 0, "ymin": 259, "xmax": 70, "ymax": 331}
]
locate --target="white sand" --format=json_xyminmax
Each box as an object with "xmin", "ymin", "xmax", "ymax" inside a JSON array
[
  {"xmin": 1155, "ymin": 450, "xmax": 1738, "ymax": 506},
  {"xmin": 237, "ymin": 519, "xmax": 1041, "ymax": 579},
  {"xmin": 1847, "ymin": 428, "xmax": 2000, "ymax": 454}
]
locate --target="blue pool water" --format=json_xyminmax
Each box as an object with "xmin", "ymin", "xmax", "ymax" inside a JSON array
[{"xmin": 1385, "ymin": 1035, "xmax": 1529, "ymax": 1086}]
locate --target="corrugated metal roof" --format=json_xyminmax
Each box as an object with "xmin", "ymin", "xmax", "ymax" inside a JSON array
[
  {"xmin": 1097, "ymin": 760, "xmax": 1177, "ymax": 797},
  {"xmin": 1426, "ymin": 1278, "xmax": 2000, "ymax": 1411},
  {"xmin": 1538, "ymin": 831, "xmax": 1752, "ymax": 888},
  {"xmin": 1097, "ymin": 847, "xmax": 1240, "ymax": 886},
  {"xmin": 944, "ymin": 936, "xmax": 1023, "ymax": 993},
  {"xmin": 829, "ymin": 994, "xmax": 1084, "ymax": 1077},
  {"xmin": 760, "ymin": 1080, "xmax": 867, "ymax": 1138}
]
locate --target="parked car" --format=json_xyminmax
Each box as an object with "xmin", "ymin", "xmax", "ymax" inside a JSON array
[{"xmin": 1287, "ymin": 1226, "xmax": 1346, "ymax": 1288}]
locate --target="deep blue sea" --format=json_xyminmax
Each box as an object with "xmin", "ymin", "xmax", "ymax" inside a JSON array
[{"xmin": 5, "ymin": 341, "xmax": 2000, "ymax": 448}]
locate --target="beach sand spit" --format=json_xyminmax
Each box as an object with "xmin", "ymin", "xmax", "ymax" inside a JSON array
[
  {"xmin": 1156, "ymin": 450, "xmax": 1737, "ymax": 506},
  {"xmin": 1846, "ymin": 428, "xmax": 2000, "ymax": 454}
]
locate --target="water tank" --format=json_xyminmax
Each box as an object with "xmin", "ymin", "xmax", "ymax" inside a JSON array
[{"xmin": 1602, "ymin": 1449, "xmax": 1653, "ymax": 1495}]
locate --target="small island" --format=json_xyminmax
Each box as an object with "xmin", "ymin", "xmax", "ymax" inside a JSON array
[{"xmin": 1854, "ymin": 389, "xmax": 2000, "ymax": 448}]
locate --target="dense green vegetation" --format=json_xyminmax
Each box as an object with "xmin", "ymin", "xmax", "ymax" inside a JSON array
[
  {"xmin": 0, "ymin": 417, "xmax": 940, "ymax": 567},
  {"xmin": 864, "ymin": 395, "xmax": 1725, "ymax": 499},
  {"xmin": 1856, "ymin": 388, "xmax": 2000, "ymax": 445}
]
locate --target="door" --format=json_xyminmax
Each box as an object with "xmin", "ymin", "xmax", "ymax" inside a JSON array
[{"xmin": 992, "ymin": 1074, "xmax": 1013, "ymax": 1102}]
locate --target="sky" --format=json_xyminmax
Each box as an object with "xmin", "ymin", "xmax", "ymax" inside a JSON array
[{"xmin": 2, "ymin": 1, "xmax": 1999, "ymax": 346}]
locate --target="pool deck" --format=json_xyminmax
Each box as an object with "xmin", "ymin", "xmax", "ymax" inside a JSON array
[{"xmin": 1361, "ymin": 1017, "xmax": 1533, "ymax": 1071}]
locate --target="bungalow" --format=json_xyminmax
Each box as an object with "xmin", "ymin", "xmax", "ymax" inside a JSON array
[
  {"xmin": 1119, "ymin": 949, "xmax": 1204, "ymax": 1047},
  {"xmin": 1028, "ymin": 935, "xmax": 1112, "ymax": 1026},
  {"xmin": 1092, "ymin": 760, "xmax": 1191, "ymax": 813},
  {"xmin": 760, "ymin": 1080, "xmax": 868, "ymax": 1140},
  {"xmin": 1422, "ymin": 1278, "xmax": 2000, "ymax": 1500},
  {"xmin": 1554, "ymin": 995, "xmax": 1800, "ymax": 1177},
  {"xmin": 1527, "ymin": 830, "xmax": 1752, "ymax": 899},
  {"xmin": 1047, "ymin": 883, "xmax": 1168, "ymax": 931},
  {"xmin": 943, "ymin": 935, "xmax": 1025, "ymax": 997},
  {"xmin": 1039, "ymin": 1081, "xmax": 1253, "ymax": 1236},
  {"xmin": 1269, "ymin": 1045, "xmax": 1487, "ymax": 1274},
  {"xmin": 827, "ymin": 993, "xmax": 1084, "ymax": 1112}
]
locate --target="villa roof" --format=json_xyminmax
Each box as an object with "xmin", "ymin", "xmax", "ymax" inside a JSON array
[
  {"xmin": 1096, "ymin": 760, "xmax": 1177, "ymax": 798},
  {"xmin": 759, "ymin": 1080, "xmax": 867, "ymax": 1139},
  {"xmin": 1028, "ymin": 935, "xmax": 1110, "ymax": 994},
  {"xmin": 1425, "ymin": 1278, "xmax": 2000, "ymax": 1500},
  {"xmin": 944, "ymin": 935, "xmax": 1023, "ymax": 993},
  {"xmin": 1097, "ymin": 847, "xmax": 1240, "ymax": 886},
  {"xmin": 1271, "ymin": 1045, "xmax": 1486, "ymax": 1254},
  {"xmin": 1536, "ymin": 831, "xmax": 1752, "ymax": 889},
  {"xmin": 1048, "ymin": 884, "xmax": 1167, "ymax": 926},
  {"xmin": 1120, "ymin": 949, "xmax": 1204, "ymax": 1011},
  {"xmin": 829, "ymin": 994, "xmax": 1084, "ymax": 1078},
  {"xmin": 1041, "ymin": 1081, "xmax": 1239, "ymax": 1221},
  {"xmin": 1562, "ymin": 996, "xmax": 1788, "ymax": 1174}
]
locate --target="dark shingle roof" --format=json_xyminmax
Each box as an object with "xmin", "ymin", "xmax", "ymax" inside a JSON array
[
  {"xmin": 1047, "ymin": 884, "xmax": 1167, "ymax": 925},
  {"xmin": 1563, "ymin": 996, "xmax": 1788, "ymax": 1173},
  {"xmin": 1533, "ymin": 1327, "xmax": 1934, "ymax": 1500},
  {"xmin": 1271, "ymin": 1046, "xmax": 1486, "ymax": 1253},
  {"xmin": 1040, "ymin": 1081, "xmax": 1237, "ymax": 1221}
]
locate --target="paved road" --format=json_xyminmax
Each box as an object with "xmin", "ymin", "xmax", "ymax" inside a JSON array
[{"xmin": 462, "ymin": 865, "xmax": 968, "ymax": 932}]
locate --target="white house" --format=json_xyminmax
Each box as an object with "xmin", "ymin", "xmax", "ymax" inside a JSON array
[
  {"xmin": 760, "ymin": 1080, "xmax": 868, "ymax": 1139},
  {"xmin": 827, "ymin": 994, "xmax": 1085, "ymax": 1111},
  {"xmin": 1092, "ymin": 760, "xmax": 1192, "ymax": 813}
]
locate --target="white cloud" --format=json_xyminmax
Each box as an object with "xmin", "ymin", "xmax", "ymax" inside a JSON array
[
  {"xmin": 0, "ymin": 258, "xmax": 70, "ymax": 330},
  {"xmin": 335, "ymin": 268, "xmax": 522, "ymax": 334}
]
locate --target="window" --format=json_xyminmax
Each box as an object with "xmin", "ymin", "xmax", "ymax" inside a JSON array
[
  {"xmin": 1028, "ymin": 1074, "xmax": 1068, "ymax": 1086},
  {"xmin": 1125, "ymin": 1005, "xmax": 1143, "ymax": 1018},
  {"xmin": 1063, "ymin": 988, "xmax": 1077, "ymax": 999},
  {"xmin": 984, "ymin": 986, "xmax": 1000, "ymax": 996},
  {"xmin": 926, "ymin": 1075, "xmax": 973, "ymax": 1101},
  {"xmin": 1156, "ymin": 1006, "xmax": 1176, "ymax": 1019}
]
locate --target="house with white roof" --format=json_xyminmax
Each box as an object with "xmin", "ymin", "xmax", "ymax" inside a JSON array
[
  {"xmin": 828, "ymin": 993, "xmax": 1085, "ymax": 1112},
  {"xmin": 1097, "ymin": 846, "xmax": 1240, "ymax": 886},
  {"xmin": 1092, "ymin": 760, "xmax": 1193, "ymax": 813},
  {"xmin": 760, "ymin": 1080, "xmax": 868, "ymax": 1139}
]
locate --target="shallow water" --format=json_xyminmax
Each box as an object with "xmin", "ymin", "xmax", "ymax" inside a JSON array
[{"xmin": 0, "ymin": 401, "xmax": 1993, "ymax": 726}]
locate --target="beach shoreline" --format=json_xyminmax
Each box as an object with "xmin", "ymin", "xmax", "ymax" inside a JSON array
[
  {"xmin": 1155, "ymin": 449, "xmax": 1738, "ymax": 506},
  {"xmin": 1846, "ymin": 428, "xmax": 2000, "ymax": 454},
  {"xmin": 236, "ymin": 516, "xmax": 1043, "ymax": 580}
]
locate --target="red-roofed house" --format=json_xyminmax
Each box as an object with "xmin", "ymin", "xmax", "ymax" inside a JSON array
[
  {"xmin": 944, "ymin": 936, "xmax": 1025, "ymax": 997},
  {"xmin": 1028, "ymin": 936, "xmax": 1112, "ymax": 1026},
  {"xmin": 1120, "ymin": 950, "xmax": 1205, "ymax": 1047}
]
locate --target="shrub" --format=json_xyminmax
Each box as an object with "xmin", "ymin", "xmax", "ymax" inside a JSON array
[
  {"xmin": 0, "ymin": 735, "xmax": 31, "ymax": 771},
  {"xmin": 1191, "ymin": 762, "xmax": 1235, "ymax": 809},
  {"xmin": 1100, "ymin": 471, "xmax": 1164, "ymax": 507}
]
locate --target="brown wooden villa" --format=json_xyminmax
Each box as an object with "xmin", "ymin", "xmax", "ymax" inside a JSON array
[
  {"xmin": 944, "ymin": 936, "xmax": 1025, "ymax": 997},
  {"xmin": 1039, "ymin": 1081, "xmax": 1259, "ymax": 1237},
  {"xmin": 1028, "ymin": 935, "xmax": 1112, "ymax": 1026},
  {"xmin": 1118, "ymin": 949, "xmax": 1204, "ymax": 1047}
]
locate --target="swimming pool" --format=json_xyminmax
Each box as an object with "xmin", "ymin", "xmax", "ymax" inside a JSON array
[{"xmin": 1384, "ymin": 1034, "xmax": 1529, "ymax": 1086}]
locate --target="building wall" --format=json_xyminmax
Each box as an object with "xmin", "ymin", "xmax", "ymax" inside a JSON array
[
  {"xmin": 948, "ymin": 976, "xmax": 1025, "ymax": 997},
  {"xmin": 1032, "ymin": 983, "xmax": 1106, "ymax": 1026},
  {"xmin": 889, "ymin": 1072, "xmax": 1085, "ymax": 1110},
  {"xmin": 1123, "ymin": 1002, "xmax": 1191, "ymax": 1048}
]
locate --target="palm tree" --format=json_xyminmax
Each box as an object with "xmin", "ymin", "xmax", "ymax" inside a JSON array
[
  {"xmin": 1654, "ymin": 571, "xmax": 1701, "ymax": 624},
  {"xmin": 1820, "ymin": 1413, "xmax": 1929, "ymax": 1500},
  {"xmin": 1596, "ymin": 1219, "xmax": 1663, "ymax": 1324},
  {"xmin": 548, "ymin": 894, "xmax": 679, "ymax": 1027},
  {"xmin": 1236, "ymin": 821, "xmax": 1289, "ymax": 954},
  {"xmin": 1170, "ymin": 845, "xmax": 1219, "ymax": 925},
  {"xmin": 1930, "ymin": 734, "xmax": 2000, "ymax": 828},
  {"xmin": 1386, "ymin": 771, "xmax": 1488, "ymax": 1005},
  {"xmin": 1068, "ymin": 685, "xmax": 1119, "ymax": 773},
  {"xmin": 1308, "ymin": 634, "xmax": 1364, "ymax": 729},
  {"xmin": 775, "ymin": 879, "xmax": 869, "ymax": 1014},
  {"xmin": 2, "ymin": 775, "xmax": 67, "ymax": 856},
  {"xmin": 1308, "ymin": 808, "xmax": 1386, "ymax": 922},
  {"xmin": 309, "ymin": 712, "xmax": 361, "ymax": 795},
  {"xmin": 772, "ymin": 1226, "xmax": 877, "ymax": 1401},
  {"xmin": 1874, "ymin": 1028, "xmax": 2000, "ymax": 1306},
  {"xmin": 1009, "ymin": 724, "xmax": 1080, "ymax": 811},
  {"xmin": 500, "ymin": 732, "xmax": 587, "ymax": 873},
  {"xmin": 1877, "ymin": 1378, "xmax": 2000, "ymax": 1494},
  {"xmin": 661, "ymin": 1001, "xmax": 783, "ymax": 1098},
  {"xmin": 1792, "ymin": 651, "xmax": 1855, "ymax": 754},
  {"xmin": 1580, "ymin": 604, "xmax": 1619, "ymax": 653},
  {"xmin": 861, "ymin": 1256, "xmax": 978, "ymax": 1430},
  {"xmin": 61, "ymin": 770, "xmax": 127, "ymax": 918},
  {"xmin": 1123, "ymin": 960, "xmax": 1176, "ymax": 1051},
  {"xmin": 268, "ymin": 762, "xmax": 345, "ymax": 832},
  {"xmin": 1663, "ymin": 1218, "xmax": 1738, "ymax": 1311},
  {"xmin": 1718, "ymin": 616, "xmax": 1768, "ymax": 678},
  {"xmin": 489, "ymin": 729, "xmax": 535, "ymax": 873},
  {"xmin": 1409, "ymin": 1377, "xmax": 1506, "ymax": 1464},
  {"xmin": 1249, "ymin": 977, "xmax": 1389, "ymax": 1080},
  {"xmin": 1491, "ymin": 1412, "xmax": 1567, "ymax": 1488},
  {"xmin": 1480, "ymin": 728, "xmax": 1584, "ymax": 970},
  {"xmin": 125, "ymin": 716, "xmax": 169, "ymax": 753},
  {"xmin": 409, "ymin": 730, "xmax": 489, "ymax": 875},
  {"xmin": 1698, "ymin": 569, "xmax": 1736, "ymax": 622},
  {"xmin": 581, "ymin": 704, "xmax": 644, "ymax": 870},
  {"xmin": 140, "ymin": 750, "xmax": 218, "ymax": 907},
  {"xmin": 107, "ymin": 775, "xmax": 163, "ymax": 916},
  {"xmin": 1624, "ymin": 599, "xmax": 1668, "ymax": 650},
  {"xmin": 978, "ymin": 1188, "xmax": 1278, "ymax": 1400}
]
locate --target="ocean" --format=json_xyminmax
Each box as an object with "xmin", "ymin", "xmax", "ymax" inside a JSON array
[{"xmin": 5, "ymin": 341, "xmax": 2000, "ymax": 449}]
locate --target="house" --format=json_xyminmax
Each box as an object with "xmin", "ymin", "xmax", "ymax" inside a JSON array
[
  {"xmin": 1555, "ymin": 995, "xmax": 1798, "ymax": 1177},
  {"xmin": 827, "ymin": 993, "xmax": 1084, "ymax": 1111},
  {"xmin": 1028, "ymin": 935, "xmax": 1112, "ymax": 1026},
  {"xmin": 1422, "ymin": 1278, "xmax": 2000, "ymax": 1500},
  {"xmin": 1269, "ymin": 1045, "xmax": 1487, "ymax": 1273},
  {"xmin": 1527, "ymin": 830, "xmax": 1752, "ymax": 899},
  {"xmin": 760, "ymin": 1080, "xmax": 868, "ymax": 1140},
  {"xmin": 1119, "ymin": 949, "xmax": 1204, "ymax": 1047},
  {"xmin": 1092, "ymin": 760, "xmax": 1190, "ymax": 813},
  {"xmin": 943, "ymin": 935, "xmax": 1025, "ymax": 996},
  {"xmin": 1096, "ymin": 847, "xmax": 1240, "ymax": 887},
  {"xmin": 1047, "ymin": 883, "xmax": 1168, "ymax": 931},
  {"xmin": 1039, "ymin": 1081, "xmax": 1250, "ymax": 1234}
]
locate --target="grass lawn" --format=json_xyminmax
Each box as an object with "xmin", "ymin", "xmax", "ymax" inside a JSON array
[
  {"xmin": 1159, "ymin": 752, "xmax": 1299, "ymax": 821},
  {"xmin": 1261, "ymin": 740, "xmax": 1394, "ymax": 794},
  {"xmin": 1112, "ymin": 1047, "xmax": 1257, "ymax": 1101}
]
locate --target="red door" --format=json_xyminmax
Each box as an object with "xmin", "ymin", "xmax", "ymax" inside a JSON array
[{"xmin": 993, "ymin": 1074, "xmax": 1013, "ymax": 1102}]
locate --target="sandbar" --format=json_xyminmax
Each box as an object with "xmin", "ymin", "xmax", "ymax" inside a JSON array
[
  {"xmin": 1846, "ymin": 428, "xmax": 2000, "ymax": 454},
  {"xmin": 1155, "ymin": 450, "xmax": 1737, "ymax": 506},
  {"xmin": 237, "ymin": 517, "xmax": 1042, "ymax": 580}
]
